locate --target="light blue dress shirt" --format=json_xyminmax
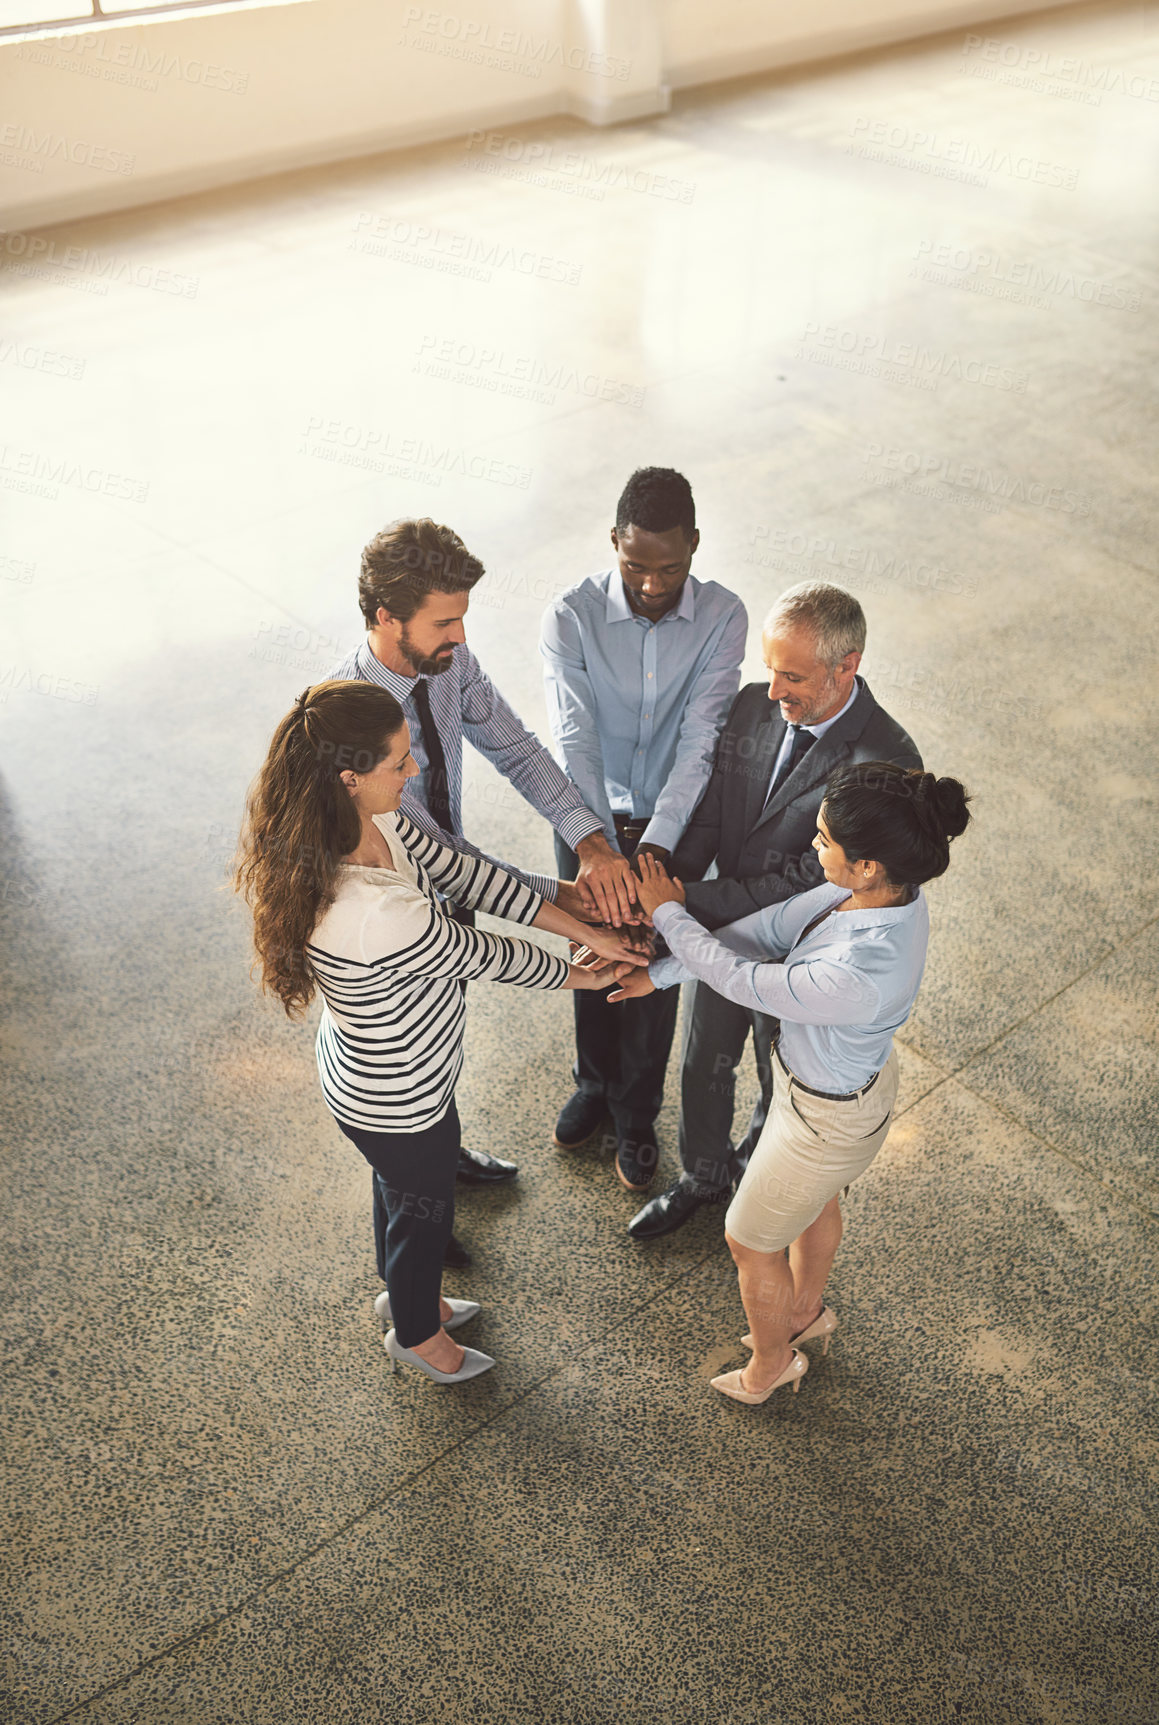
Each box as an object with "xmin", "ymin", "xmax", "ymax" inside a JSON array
[
  {"xmin": 650, "ymin": 881, "xmax": 929, "ymax": 1093},
  {"xmin": 540, "ymin": 571, "xmax": 747, "ymax": 854},
  {"xmin": 329, "ymin": 637, "xmax": 604, "ymax": 899}
]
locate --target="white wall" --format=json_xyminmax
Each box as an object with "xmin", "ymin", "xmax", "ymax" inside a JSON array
[{"xmin": 0, "ymin": 0, "xmax": 1083, "ymax": 229}]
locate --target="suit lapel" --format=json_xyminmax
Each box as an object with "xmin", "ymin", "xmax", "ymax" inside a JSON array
[
  {"xmin": 744, "ymin": 709, "xmax": 785, "ymax": 831},
  {"xmin": 751, "ymin": 684, "xmax": 873, "ymax": 831}
]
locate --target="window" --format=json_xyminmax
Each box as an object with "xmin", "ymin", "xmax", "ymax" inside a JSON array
[{"xmin": 0, "ymin": 0, "xmax": 253, "ymax": 37}]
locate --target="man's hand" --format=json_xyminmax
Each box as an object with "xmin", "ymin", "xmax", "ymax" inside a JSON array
[
  {"xmin": 633, "ymin": 851, "xmax": 686, "ymax": 918},
  {"xmin": 632, "ymin": 843, "xmax": 671, "ymax": 875},
  {"xmin": 574, "ymin": 833, "xmax": 639, "ymax": 928},
  {"xmin": 608, "ymin": 961, "xmax": 656, "ymax": 1003},
  {"xmin": 554, "ymin": 880, "xmax": 599, "ymax": 924}
]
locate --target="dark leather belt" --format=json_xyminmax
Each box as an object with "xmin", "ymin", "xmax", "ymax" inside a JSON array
[{"xmin": 786, "ymin": 1065, "xmax": 880, "ymax": 1104}]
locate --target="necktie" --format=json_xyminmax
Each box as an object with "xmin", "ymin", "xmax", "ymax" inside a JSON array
[
  {"xmin": 411, "ymin": 679, "xmax": 454, "ymax": 835},
  {"xmin": 765, "ymin": 724, "xmax": 816, "ymax": 807}
]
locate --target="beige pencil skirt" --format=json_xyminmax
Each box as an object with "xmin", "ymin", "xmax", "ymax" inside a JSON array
[{"xmin": 724, "ymin": 1047, "xmax": 899, "ymax": 1253}]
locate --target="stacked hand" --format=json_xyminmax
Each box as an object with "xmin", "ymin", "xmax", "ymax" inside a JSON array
[
  {"xmin": 571, "ymin": 835, "xmax": 640, "ymax": 927},
  {"xmin": 632, "ymin": 852, "xmax": 685, "ymax": 917}
]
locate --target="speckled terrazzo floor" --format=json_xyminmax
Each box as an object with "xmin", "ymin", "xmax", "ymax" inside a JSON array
[{"xmin": 2, "ymin": 5, "xmax": 1158, "ymax": 1723}]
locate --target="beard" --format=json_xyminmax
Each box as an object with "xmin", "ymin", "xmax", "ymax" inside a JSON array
[
  {"xmin": 783, "ymin": 671, "xmax": 842, "ymax": 727},
  {"xmin": 400, "ymin": 629, "xmax": 456, "ymax": 678}
]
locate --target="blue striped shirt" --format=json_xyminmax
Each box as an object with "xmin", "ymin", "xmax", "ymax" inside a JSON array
[
  {"xmin": 650, "ymin": 882, "xmax": 929, "ymax": 1092},
  {"xmin": 328, "ymin": 638, "xmax": 604, "ymax": 899}
]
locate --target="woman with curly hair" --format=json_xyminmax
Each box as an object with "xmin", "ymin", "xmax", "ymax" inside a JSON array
[
  {"xmin": 610, "ymin": 761, "xmax": 970, "ymax": 1405},
  {"xmin": 235, "ymin": 679, "xmax": 644, "ymax": 1386}
]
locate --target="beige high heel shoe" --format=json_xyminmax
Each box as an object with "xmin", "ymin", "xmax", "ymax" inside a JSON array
[
  {"xmin": 711, "ymin": 1347, "xmax": 808, "ymax": 1405},
  {"xmin": 742, "ymin": 1305, "xmax": 838, "ymax": 1356}
]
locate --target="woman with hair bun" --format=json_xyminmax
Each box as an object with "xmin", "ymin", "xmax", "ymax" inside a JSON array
[
  {"xmin": 610, "ymin": 761, "xmax": 970, "ymax": 1405},
  {"xmin": 235, "ymin": 680, "xmax": 646, "ymax": 1387}
]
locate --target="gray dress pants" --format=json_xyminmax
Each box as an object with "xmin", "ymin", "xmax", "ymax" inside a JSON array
[{"xmin": 677, "ymin": 979, "xmax": 778, "ymax": 1193}]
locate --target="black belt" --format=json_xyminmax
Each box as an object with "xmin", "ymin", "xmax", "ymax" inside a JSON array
[{"xmin": 783, "ymin": 1063, "xmax": 880, "ymax": 1104}]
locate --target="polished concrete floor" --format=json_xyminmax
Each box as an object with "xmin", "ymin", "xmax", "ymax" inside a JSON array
[{"xmin": 2, "ymin": 3, "xmax": 1158, "ymax": 1722}]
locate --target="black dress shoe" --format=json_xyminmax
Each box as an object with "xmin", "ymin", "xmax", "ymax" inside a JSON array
[
  {"xmin": 627, "ymin": 1176, "xmax": 729, "ymax": 1240},
  {"xmin": 614, "ymin": 1128, "xmax": 660, "ymax": 1192},
  {"xmin": 456, "ymin": 1147, "xmax": 518, "ymax": 1185},
  {"xmin": 552, "ymin": 1090, "xmax": 609, "ymax": 1149},
  {"xmin": 443, "ymin": 1232, "xmax": 472, "ymax": 1268}
]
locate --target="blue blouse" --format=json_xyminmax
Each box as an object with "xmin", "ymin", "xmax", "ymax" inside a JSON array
[{"xmin": 650, "ymin": 881, "xmax": 929, "ymax": 1092}]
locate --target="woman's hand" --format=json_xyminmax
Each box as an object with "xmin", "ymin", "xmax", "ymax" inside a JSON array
[
  {"xmin": 554, "ymin": 881, "xmax": 599, "ymax": 924},
  {"xmin": 563, "ymin": 959, "xmax": 617, "ymax": 991},
  {"xmin": 570, "ymin": 924, "xmax": 651, "ymax": 968},
  {"xmin": 632, "ymin": 852, "xmax": 685, "ymax": 918},
  {"xmin": 608, "ymin": 961, "xmax": 656, "ymax": 1003}
]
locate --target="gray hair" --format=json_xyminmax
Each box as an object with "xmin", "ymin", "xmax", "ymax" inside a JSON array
[{"xmin": 763, "ymin": 582, "xmax": 866, "ymax": 668}]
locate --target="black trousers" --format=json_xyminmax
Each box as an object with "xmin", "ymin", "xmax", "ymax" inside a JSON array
[
  {"xmin": 340, "ymin": 1102, "xmax": 460, "ymax": 1348},
  {"xmin": 677, "ymin": 979, "xmax": 777, "ymax": 1192},
  {"xmin": 365, "ymin": 902, "xmax": 473, "ymax": 1278},
  {"xmin": 555, "ymin": 822, "xmax": 679, "ymax": 1136}
]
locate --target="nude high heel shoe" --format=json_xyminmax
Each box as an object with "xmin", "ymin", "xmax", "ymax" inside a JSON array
[
  {"xmin": 742, "ymin": 1306, "xmax": 838, "ymax": 1356},
  {"xmin": 711, "ymin": 1348, "xmax": 808, "ymax": 1404},
  {"xmin": 374, "ymin": 1291, "xmax": 480, "ymax": 1334},
  {"xmin": 384, "ymin": 1329, "xmax": 494, "ymax": 1384}
]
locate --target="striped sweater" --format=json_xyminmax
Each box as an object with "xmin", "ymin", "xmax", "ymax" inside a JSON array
[{"xmin": 309, "ymin": 811, "xmax": 569, "ymax": 1131}]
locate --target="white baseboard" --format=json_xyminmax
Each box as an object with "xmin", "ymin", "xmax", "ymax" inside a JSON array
[
  {"xmin": 0, "ymin": 88, "xmax": 566, "ymax": 231},
  {"xmin": 665, "ymin": 0, "xmax": 1075, "ymax": 91}
]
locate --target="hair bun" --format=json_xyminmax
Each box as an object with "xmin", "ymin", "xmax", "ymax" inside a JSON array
[{"xmin": 932, "ymin": 776, "xmax": 971, "ymax": 841}]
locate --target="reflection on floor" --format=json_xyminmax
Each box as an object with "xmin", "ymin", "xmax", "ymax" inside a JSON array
[{"xmin": 2, "ymin": 3, "xmax": 1156, "ymax": 1721}]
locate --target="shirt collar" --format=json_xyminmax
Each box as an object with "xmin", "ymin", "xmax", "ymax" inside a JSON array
[
  {"xmin": 603, "ymin": 570, "xmax": 696, "ymax": 625},
  {"xmin": 818, "ymin": 882, "xmax": 925, "ymax": 930},
  {"xmin": 799, "ymin": 677, "xmax": 860, "ymax": 740},
  {"xmin": 356, "ymin": 637, "xmax": 418, "ymax": 699}
]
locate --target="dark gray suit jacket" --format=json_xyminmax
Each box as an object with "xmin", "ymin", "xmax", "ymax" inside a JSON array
[{"xmin": 672, "ymin": 677, "xmax": 921, "ymax": 930}]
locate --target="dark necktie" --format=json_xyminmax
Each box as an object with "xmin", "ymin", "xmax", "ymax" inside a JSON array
[
  {"xmin": 411, "ymin": 679, "xmax": 454, "ymax": 835},
  {"xmin": 765, "ymin": 724, "xmax": 816, "ymax": 807}
]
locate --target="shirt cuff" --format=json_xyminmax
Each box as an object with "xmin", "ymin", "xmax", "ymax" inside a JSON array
[
  {"xmin": 560, "ymin": 808, "xmax": 611, "ymax": 850},
  {"xmin": 639, "ymin": 816, "xmax": 679, "ymax": 853},
  {"xmin": 525, "ymin": 870, "xmax": 556, "ymax": 901},
  {"xmin": 648, "ymin": 953, "xmax": 687, "ymax": 990},
  {"xmin": 650, "ymin": 900, "xmax": 686, "ymax": 936}
]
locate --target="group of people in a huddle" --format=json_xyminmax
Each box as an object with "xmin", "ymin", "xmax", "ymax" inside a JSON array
[{"xmin": 235, "ymin": 467, "xmax": 970, "ymax": 1403}]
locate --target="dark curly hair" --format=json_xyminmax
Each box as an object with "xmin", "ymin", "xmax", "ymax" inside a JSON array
[
  {"xmin": 822, "ymin": 762, "xmax": 971, "ymax": 887},
  {"xmin": 615, "ymin": 467, "xmax": 696, "ymax": 538}
]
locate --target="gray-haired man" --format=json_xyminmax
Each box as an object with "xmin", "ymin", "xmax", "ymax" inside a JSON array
[{"xmin": 627, "ymin": 582, "xmax": 922, "ymax": 1240}]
